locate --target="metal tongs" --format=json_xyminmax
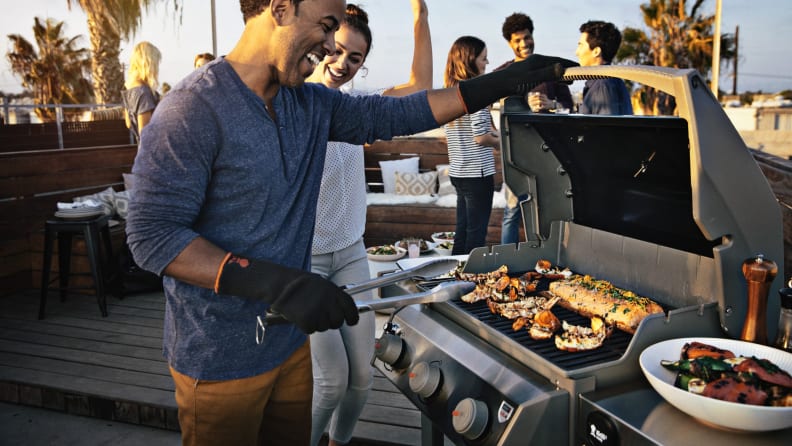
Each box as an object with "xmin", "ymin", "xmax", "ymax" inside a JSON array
[{"xmin": 255, "ymin": 258, "xmax": 468, "ymax": 343}]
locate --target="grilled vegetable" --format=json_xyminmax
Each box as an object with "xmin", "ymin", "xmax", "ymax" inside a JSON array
[
  {"xmin": 661, "ymin": 356, "xmax": 734, "ymax": 383},
  {"xmin": 681, "ymin": 341, "xmax": 736, "ymax": 360},
  {"xmin": 661, "ymin": 341, "xmax": 792, "ymax": 407}
]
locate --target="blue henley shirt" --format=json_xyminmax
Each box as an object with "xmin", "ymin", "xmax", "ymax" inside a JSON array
[{"xmin": 126, "ymin": 58, "xmax": 438, "ymax": 380}]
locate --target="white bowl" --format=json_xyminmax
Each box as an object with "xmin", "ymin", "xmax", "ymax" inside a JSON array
[
  {"xmin": 366, "ymin": 245, "xmax": 407, "ymax": 262},
  {"xmin": 394, "ymin": 239, "xmax": 435, "ymax": 254},
  {"xmin": 433, "ymin": 241, "xmax": 454, "ymax": 256},
  {"xmin": 639, "ymin": 337, "xmax": 792, "ymax": 432},
  {"xmin": 431, "ymin": 231, "xmax": 455, "ymax": 244}
]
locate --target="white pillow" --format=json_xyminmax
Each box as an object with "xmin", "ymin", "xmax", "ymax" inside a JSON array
[
  {"xmin": 435, "ymin": 164, "xmax": 454, "ymax": 195},
  {"xmin": 379, "ymin": 157, "xmax": 419, "ymax": 194},
  {"xmin": 395, "ymin": 171, "xmax": 437, "ymax": 195}
]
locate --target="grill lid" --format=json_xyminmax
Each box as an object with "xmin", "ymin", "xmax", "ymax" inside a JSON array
[
  {"xmin": 496, "ymin": 65, "xmax": 784, "ymax": 337},
  {"xmin": 501, "ymin": 109, "xmax": 716, "ymax": 256}
]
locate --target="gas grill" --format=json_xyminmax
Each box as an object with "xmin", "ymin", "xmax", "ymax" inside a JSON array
[{"xmin": 372, "ymin": 66, "xmax": 790, "ymax": 445}]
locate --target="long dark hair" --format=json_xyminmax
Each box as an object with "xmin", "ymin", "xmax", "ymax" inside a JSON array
[
  {"xmin": 444, "ymin": 36, "xmax": 486, "ymax": 88},
  {"xmin": 345, "ymin": 4, "xmax": 373, "ymax": 57}
]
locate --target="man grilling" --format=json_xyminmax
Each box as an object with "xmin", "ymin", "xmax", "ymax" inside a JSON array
[{"xmin": 125, "ymin": 0, "xmax": 577, "ymax": 443}]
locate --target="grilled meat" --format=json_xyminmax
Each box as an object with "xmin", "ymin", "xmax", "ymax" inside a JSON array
[{"xmin": 549, "ymin": 274, "xmax": 664, "ymax": 334}]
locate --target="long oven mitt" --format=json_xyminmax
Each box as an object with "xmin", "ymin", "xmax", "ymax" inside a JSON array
[
  {"xmin": 458, "ymin": 54, "xmax": 579, "ymax": 113},
  {"xmin": 215, "ymin": 254, "xmax": 359, "ymax": 334}
]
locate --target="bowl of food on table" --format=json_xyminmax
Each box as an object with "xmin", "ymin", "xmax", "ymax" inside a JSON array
[
  {"xmin": 639, "ymin": 337, "xmax": 792, "ymax": 432},
  {"xmin": 395, "ymin": 238, "xmax": 435, "ymax": 254},
  {"xmin": 366, "ymin": 244, "xmax": 407, "ymax": 262},
  {"xmin": 433, "ymin": 241, "xmax": 454, "ymax": 256},
  {"xmin": 431, "ymin": 231, "xmax": 455, "ymax": 244}
]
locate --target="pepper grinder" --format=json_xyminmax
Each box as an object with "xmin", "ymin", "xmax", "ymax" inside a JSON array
[
  {"xmin": 773, "ymin": 285, "xmax": 792, "ymax": 351},
  {"xmin": 740, "ymin": 254, "xmax": 777, "ymax": 344}
]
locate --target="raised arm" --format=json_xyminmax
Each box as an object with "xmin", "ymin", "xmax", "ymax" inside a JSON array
[
  {"xmin": 383, "ymin": 0, "xmax": 432, "ymax": 97},
  {"xmin": 426, "ymin": 55, "xmax": 579, "ymax": 125}
]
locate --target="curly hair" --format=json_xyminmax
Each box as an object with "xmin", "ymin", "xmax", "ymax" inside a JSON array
[
  {"xmin": 443, "ymin": 36, "xmax": 486, "ymax": 88},
  {"xmin": 502, "ymin": 13, "xmax": 534, "ymax": 41},
  {"xmin": 194, "ymin": 53, "xmax": 215, "ymax": 67},
  {"xmin": 240, "ymin": 0, "xmax": 305, "ymax": 23},
  {"xmin": 579, "ymin": 20, "xmax": 622, "ymax": 63},
  {"xmin": 345, "ymin": 4, "xmax": 373, "ymax": 57}
]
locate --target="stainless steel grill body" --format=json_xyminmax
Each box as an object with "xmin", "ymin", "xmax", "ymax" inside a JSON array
[{"xmin": 373, "ymin": 66, "xmax": 788, "ymax": 445}]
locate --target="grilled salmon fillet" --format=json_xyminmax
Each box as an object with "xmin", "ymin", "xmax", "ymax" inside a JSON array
[{"xmin": 548, "ymin": 274, "xmax": 664, "ymax": 334}]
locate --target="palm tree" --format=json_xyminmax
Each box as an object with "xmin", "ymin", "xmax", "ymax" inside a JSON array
[
  {"xmin": 66, "ymin": 0, "xmax": 181, "ymax": 105},
  {"xmin": 616, "ymin": 0, "xmax": 736, "ymax": 114},
  {"xmin": 6, "ymin": 17, "xmax": 93, "ymax": 121}
]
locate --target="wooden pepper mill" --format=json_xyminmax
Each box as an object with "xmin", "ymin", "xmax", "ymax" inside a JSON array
[{"xmin": 740, "ymin": 254, "xmax": 778, "ymax": 344}]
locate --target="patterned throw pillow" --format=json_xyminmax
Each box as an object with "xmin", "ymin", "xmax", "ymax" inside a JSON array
[
  {"xmin": 379, "ymin": 157, "xmax": 419, "ymax": 194},
  {"xmin": 395, "ymin": 171, "xmax": 438, "ymax": 196},
  {"xmin": 113, "ymin": 190, "xmax": 130, "ymax": 219},
  {"xmin": 435, "ymin": 164, "xmax": 454, "ymax": 195}
]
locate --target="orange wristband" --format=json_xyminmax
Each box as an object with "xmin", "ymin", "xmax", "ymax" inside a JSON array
[{"xmin": 214, "ymin": 252, "xmax": 233, "ymax": 294}]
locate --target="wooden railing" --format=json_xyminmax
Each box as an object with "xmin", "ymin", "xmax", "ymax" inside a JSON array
[
  {"xmin": 0, "ymin": 119, "xmax": 133, "ymax": 153},
  {"xmin": 0, "ymin": 144, "xmax": 137, "ymax": 295}
]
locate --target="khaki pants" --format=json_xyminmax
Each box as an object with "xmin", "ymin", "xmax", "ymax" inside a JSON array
[{"xmin": 170, "ymin": 341, "xmax": 312, "ymax": 446}]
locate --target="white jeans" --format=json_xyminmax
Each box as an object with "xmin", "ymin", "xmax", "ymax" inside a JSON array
[{"xmin": 309, "ymin": 238, "xmax": 375, "ymax": 445}]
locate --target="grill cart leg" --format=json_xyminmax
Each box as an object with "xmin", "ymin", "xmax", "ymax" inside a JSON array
[{"xmin": 420, "ymin": 414, "xmax": 445, "ymax": 446}]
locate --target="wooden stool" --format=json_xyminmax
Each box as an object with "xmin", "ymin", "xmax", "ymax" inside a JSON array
[{"xmin": 39, "ymin": 214, "xmax": 120, "ymax": 319}]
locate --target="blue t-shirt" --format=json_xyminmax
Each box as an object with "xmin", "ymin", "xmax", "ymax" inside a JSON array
[
  {"xmin": 121, "ymin": 85, "xmax": 158, "ymax": 140},
  {"xmin": 126, "ymin": 58, "xmax": 437, "ymax": 380}
]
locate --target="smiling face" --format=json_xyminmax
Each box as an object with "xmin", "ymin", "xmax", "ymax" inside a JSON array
[
  {"xmin": 272, "ymin": 0, "xmax": 346, "ymax": 87},
  {"xmin": 314, "ymin": 23, "xmax": 369, "ymax": 89},
  {"xmin": 508, "ymin": 29, "xmax": 534, "ymax": 62}
]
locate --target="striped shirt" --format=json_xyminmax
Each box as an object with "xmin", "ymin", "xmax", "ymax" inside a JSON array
[{"xmin": 443, "ymin": 107, "xmax": 496, "ymax": 178}]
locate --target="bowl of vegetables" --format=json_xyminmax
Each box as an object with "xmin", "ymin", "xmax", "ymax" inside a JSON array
[
  {"xmin": 366, "ymin": 244, "xmax": 407, "ymax": 261},
  {"xmin": 639, "ymin": 337, "xmax": 792, "ymax": 432},
  {"xmin": 433, "ymin": 241, "xmax": 454, "ymax": 256},
  {"xmin": 431, "ymin": 231, "xmax": 455, "ymax": 244}
]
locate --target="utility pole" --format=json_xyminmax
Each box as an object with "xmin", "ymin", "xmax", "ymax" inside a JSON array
[
  {"xmin": 211, "ymin": 0, "xmax": 217, "ymax": 57},
  {"xmin": 732, "ymin": 26, "xmax": 739, "ymax": 95},
  {"xmin": 711, "ymin": 0, "xmax": 722, "ymax": 98}
]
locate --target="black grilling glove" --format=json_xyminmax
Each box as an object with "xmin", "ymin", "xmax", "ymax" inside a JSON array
[
  {"xmin": 215, "ymin": 254, "xmax": 359, "ymax": 334},
  {"xmin": 458, "ymin": 54, "xmax": 579, "ymax": 113}
]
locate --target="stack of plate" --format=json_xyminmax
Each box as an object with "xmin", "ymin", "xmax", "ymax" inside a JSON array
[{"xmin": 54, "ymin": 205, "xmax": 105, "ymax": 220}]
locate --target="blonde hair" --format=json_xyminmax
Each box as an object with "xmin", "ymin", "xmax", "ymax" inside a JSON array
[
  {"xmin": 125, "ymin": 41, "xmax": 161, "ymax": 91},
  {"xmin": 443, "ymin": 36, "xmax": 486, "ymax": 88}
]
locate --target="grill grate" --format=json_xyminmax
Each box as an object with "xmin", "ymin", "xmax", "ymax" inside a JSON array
[{"xmin": 445, "ymin": 298, "xmax": 632, "ymax": 371}]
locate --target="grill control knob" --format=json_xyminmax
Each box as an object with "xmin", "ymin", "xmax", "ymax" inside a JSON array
[
  {"xmin": 408, "ymin": 362, "xmax": 442, "ymax": 398},
  {"xmin": 375, "ymin": 333, "xmax": 408, "ymax": 369},
  {"xmin": 452, "ymin": 397, "xmax": 489, "ymax": 440}
]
